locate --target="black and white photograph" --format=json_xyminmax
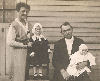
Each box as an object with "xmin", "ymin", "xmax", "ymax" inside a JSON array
[{"xmin": 0, "ymin": 0, "xmax": 100, "ymax": 81}]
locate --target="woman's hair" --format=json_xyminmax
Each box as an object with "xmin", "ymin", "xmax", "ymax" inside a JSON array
[
  {"xmin": 60, "ymin": 22, "xmax": 73, "ymax": 33},
  {"xmin": 16, "ymin": 2, "xmax": 30, "ymax": 12}
]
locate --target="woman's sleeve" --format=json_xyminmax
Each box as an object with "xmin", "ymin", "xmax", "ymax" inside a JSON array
[{"xmin": 7, "ymin": 24, "xmax": 27, "ymax": 48}]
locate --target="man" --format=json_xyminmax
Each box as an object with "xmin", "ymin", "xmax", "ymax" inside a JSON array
[
  {"xmin": 7, "ymin": 2, "xmax": 32, "ymax": 81},
  {"xmin": 52, "ymin": 22, "xmax": 90, "ymax": 81}
]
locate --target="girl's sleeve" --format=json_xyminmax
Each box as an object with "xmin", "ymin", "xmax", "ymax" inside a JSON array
[{"xmin": 7, "ymin": 24, "xmax": 27, "ymax": 48}]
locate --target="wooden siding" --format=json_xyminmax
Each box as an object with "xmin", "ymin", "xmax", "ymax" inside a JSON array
[
  {"xmin": 27, "ymin": 0, "xmax": 100, "ymax": 45},
  {"xmin": 0, "ymin": 11, "xmax": 3, "ymax": 22},
  {"xmin": 4, "ymin": 0, "xmax": 16, "ymax": 9},
  {"xmin": 0, "ymin": 0, "xmax": 3, "ymax": 9},
  {"xmin": 0, "ymin": 27, "xmax": 6, "ymax": 77}
]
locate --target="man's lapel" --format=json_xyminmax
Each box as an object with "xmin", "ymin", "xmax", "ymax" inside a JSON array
[
  {"xmin": 61, "ymin": 38, "xmax": 68, "ymax": 55},
  {"xmin": 71, "ymin": 37, "xmax": 78, "ymax": 54}
]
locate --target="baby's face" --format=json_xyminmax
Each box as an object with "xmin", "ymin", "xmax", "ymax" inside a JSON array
[{"xmin": 80, "ymin": 49, "xmax": 88, "ymax": 55}]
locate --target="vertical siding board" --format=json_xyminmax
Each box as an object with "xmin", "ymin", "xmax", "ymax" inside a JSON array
[
  {"xmin": 4, "ymin": 0, "xmax": 16, "ymax": 9},
  {"xmin": 0, "ymin": 27, "xmax": 6, "ymax": 76},
  {"xmin": 5, "ymin": 28, "xmax": 12, "ymax": 75}
]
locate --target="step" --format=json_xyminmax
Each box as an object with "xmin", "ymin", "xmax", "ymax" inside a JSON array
[{"xmin": 27, "ymin": 79, "xmax": 49, "ymax": 81}]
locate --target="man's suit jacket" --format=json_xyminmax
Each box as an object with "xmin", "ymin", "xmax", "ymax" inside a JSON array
[{"xmin": 52, "ymin": 36, "xmax": 84, "ymax": 81}]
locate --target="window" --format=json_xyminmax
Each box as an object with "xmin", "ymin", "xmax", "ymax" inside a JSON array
[{"xmin": 0, "ymin": 0, "xmax": 16, "ymax": 23}]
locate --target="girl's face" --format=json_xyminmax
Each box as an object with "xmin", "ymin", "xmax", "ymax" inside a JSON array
[
  {"xmin": 80, "ymin": 49, "xmax": 88, "ymax": 55},
  {"xmin": 34, "ymin": 26, "xmax": 42, "ymax": 35}
]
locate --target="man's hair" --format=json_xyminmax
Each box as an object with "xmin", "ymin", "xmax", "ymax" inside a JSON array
[
  {"xmin": 60, "ymin": 22, "xmax": 73, "ymax": 33},
  {"xmin": 16, "ymin": 2, "xmax": 30, "ymax": 12}
]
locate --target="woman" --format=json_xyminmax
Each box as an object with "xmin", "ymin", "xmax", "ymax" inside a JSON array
[{"xmin": 7, "ymin": 2, "xmax": 32, "ymax": 81}]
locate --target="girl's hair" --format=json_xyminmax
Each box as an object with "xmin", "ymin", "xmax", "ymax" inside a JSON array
[{"xmin": 32, "ymin": 23, "xmax": 43, "ymax": 34}]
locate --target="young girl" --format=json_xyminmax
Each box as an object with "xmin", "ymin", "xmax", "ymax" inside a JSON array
[
  {"xmin": 28, "ymin": 23, "xmax": 50, "ymax": 78},
  {"xmin": 66, "ymin": 44, "xmax": 96, "ymax": 77}
]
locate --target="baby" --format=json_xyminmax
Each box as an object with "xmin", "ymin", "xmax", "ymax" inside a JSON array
[{"xmin": 66, "ymin": 44, "xmax": 96, "ymax": 77}]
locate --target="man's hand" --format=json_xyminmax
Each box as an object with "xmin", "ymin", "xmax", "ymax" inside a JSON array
[
  {"xmin": 60, "ymin": 69, "xmax": 70, "ymax": 80},
  {"xmin": 76, "ymin": 61, "xmax": 88, "ymax": 70}
]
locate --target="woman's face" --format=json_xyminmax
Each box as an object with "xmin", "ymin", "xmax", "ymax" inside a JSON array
[
  {"xmin": 18, "ymin": 7, "xmax": 29, "ymax": 20},
  {"xmin": 34, "ymin": 26, "xmax": 42, "ymax": 35}
]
